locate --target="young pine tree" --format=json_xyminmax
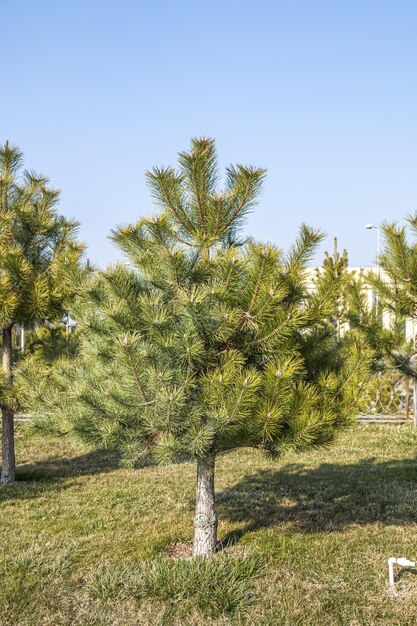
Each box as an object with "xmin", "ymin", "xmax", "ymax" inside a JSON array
[
  {"xmin": 305, "ymin": 239, "xmax": 363, "ymax": 377},
  {"xmin": 313, "ymin": 238, "xmax": 352, "ymax": 336},
  {"xmin": 349, "ymin": 217, "xmax": 417, "ymax": 411},
  {"xmin": 0, "ymin": 141, "xmax": 85, "ymax": 483},
  {"xmin": 23, "ymin": 138, "xmax": 370, "ymax": 555}
]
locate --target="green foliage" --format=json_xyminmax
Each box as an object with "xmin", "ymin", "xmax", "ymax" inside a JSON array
[
  {"xmin": 22, "ymin": 138, "xmax": 371, "ymax": 463},
  {"xmin": 350, "ymin": 216, "xmax": 417, "ymax": 379},
  {"xmin": 0, "ymin": 142, "xmax": 85, "ymax": 330},
  {"xmin": 312, "ymin": 238, "xmax": 352, "ymax": 331},
  {"xmin": 0, "ymin": 141, "xmax": 86, "ymax": 418},
  {"xmin": 370, "ymin": 215, "xmax": 417, "ymax": 319},
  {"xmin": 25, "ymin": 322, "xmax": 79, "ymax": 363}
]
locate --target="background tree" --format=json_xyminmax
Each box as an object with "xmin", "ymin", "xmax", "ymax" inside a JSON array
[
  {"xmin": 22, "ymin": 138, "xmax": 370, "ymax": 554},
  {"xmin": 348, "ymin": 216, "xmax": 417, "ymax": 421},
  {"xmin": 0, "ymin": 141, "xmax": 85, "ymax": 483},
  {"xmin": 347, "ymin": 218, "xmax": 417, "ymax": 372},
  {"xmin": 306, "ymin": 238, "xmax": 366, "ymax": 379},
  {"xmin": 313, "ymin": 238, "xmax": 352, "ymax": 336}
]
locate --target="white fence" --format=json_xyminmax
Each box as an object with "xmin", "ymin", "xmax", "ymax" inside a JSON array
[{"xmin": 358, "ymin": 373, "xmax": 416, "ymax": 425}]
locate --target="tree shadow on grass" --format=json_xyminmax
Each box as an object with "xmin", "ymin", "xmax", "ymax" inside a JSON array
[
  {"xmin": 217, "ymin": 457, "xmax": 417, "ymax": 545},
  {"xmin": 0, "ymin": 448, "xmax": 122, "ymax": 502},
  {"xmin": 17, "ymin": 448, "xmax": 122, "ymax": 481}
]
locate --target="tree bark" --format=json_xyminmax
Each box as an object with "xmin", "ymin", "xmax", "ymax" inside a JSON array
[
  {"xmin": 193, "ymin": 454, "xmax": 217, "ymax": 557},
  {"xmin": 1, "ymin": 326, "xmax": 15, "ymax": 484},
  {"xmin": 413, "ymin": 379, "xmax": 417, "ymax": 427}
]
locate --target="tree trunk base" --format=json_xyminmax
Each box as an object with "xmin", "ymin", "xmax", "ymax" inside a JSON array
[
  {"xmin": 193, "ymin": 454, "xmax": 217, "ymax": 557},
  {"xmin": 1, "ymin": 327, "xmax": 15, "ymax": 484},
  {"xmin": 1, "ymin": 407, "xmax": 16, "ymax": 484}
]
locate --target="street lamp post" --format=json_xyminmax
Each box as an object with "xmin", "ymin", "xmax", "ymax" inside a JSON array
[
  {"xmin": 365, "ymin": 224, "xmax": 380, "ymax": 267},
  {"xmin": 365, "ymin": 224, "xmax": 381, "ymax": 313}
]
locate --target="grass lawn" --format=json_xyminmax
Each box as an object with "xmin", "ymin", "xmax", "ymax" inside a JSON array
[{"xmin": 1, "ymin": 425, "xmax": 417, "ymax": 625}]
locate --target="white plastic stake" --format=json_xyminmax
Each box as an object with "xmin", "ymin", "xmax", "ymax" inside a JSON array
[{"xmin": 388, "ymin": 557, "xmax": 416, "ymax": 587}]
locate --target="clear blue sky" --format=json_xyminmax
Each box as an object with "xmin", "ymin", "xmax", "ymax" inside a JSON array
[{"xmin": 2, "ymin": 0, "xmax": 417, "ymax": 267}]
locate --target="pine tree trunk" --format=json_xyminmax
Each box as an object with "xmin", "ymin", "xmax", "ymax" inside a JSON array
[
  {"xmin": 193, "ymin": 454, "xmax": 217, "ymax": 557},
  {"xmin": 413, "ymin": 379, "xmax": 417, "ymax": 427},
  {"xmin": 1, "ymin": 326, "xmax": 15, "ymax": 484}
]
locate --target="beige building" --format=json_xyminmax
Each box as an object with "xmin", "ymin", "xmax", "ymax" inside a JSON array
[{"xmin": 306, "ymin": 267, "xmax": 417, "ymax": 344}]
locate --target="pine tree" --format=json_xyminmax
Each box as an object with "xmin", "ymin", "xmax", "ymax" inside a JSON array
[
  {"xmin": 21, "ymin": 319, "xmax": 80, "ymax": 362},
  {"xmin": 22, "ymin": 138, "xmax": 370, "ymax": 554},
  {"xmin": 306, "ymin": 239, "xmax": 364, "ymax": 378},
  {"xmin": 348, "ymin": 217, "xmax": 417, "ymax": 416},
  {"xmin": 344, "ymin": 216, "xmax": 417, "ymax": 425},
  {"xmin": 314, "ymin": 238, "xmax": 352, "ymax": 336},
  {"xmin": 0, "ymin": 141, "xmax": 85, "ymax": 483}
]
